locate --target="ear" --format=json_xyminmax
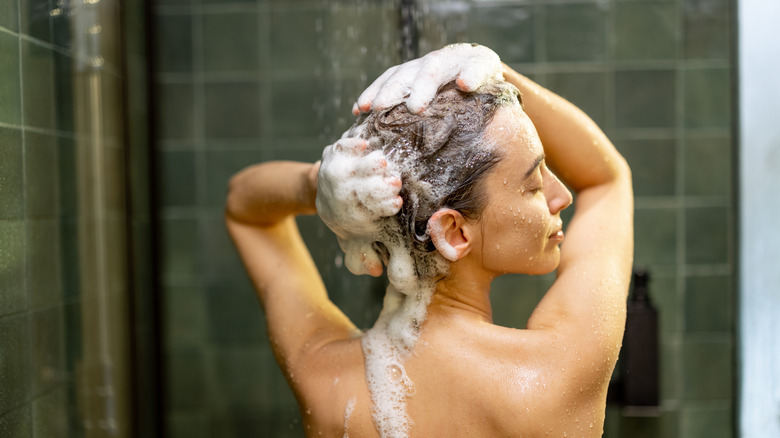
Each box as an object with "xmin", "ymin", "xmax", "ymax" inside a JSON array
[{"xmin": 427, "ymin": 209, "xmax": 472, "ymax": 262}]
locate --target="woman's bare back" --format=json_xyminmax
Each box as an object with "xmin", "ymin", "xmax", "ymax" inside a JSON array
[{"xmin": 296, "ymin": 313, "xmax": 610, "ymax": 438}]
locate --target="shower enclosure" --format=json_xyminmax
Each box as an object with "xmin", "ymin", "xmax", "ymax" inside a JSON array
[{"xmin": 0, "ymin": 0, "xmax": 743, "ymax": 436}]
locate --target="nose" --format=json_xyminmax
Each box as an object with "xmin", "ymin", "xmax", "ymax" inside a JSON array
[{"xmin": 544, "ymin": 169, "xmax": 573, "ymax": 215}]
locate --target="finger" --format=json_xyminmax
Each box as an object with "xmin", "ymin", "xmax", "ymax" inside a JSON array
[
  {"xmin": 386, "ymin": 176, "xmax": 402, "ymax": 188},
  {"xmin": 371, "ymin": 60, "xmax": 421, "ymax": 110},
  {"xmin": 407, "ymin": 57, "xmax": 456, "ymax": 113},
  {"xmin": 456, "ymin": 51, "xmax": 502, "ymax": 91},
  {"xmin": 357, "ymin": 65, "xmax": 399, "ymax": 112},
  {"xmin": 321, "ymin": 144, "xmax": 334, "ymax": 161},
  {"xmin": 374, "ymin": 196, "xmax": 403, "ymax": 217},
  {"xmin": 361, "ymin": 250, "xmax": 384, "ymax": 277},
  {"xmin": 337, "ymin": 138, "xmax": 368, "ymax": 155},
  {"xmin": 354, "ymin": 151, "xmax": 388, "ymax": 175}
]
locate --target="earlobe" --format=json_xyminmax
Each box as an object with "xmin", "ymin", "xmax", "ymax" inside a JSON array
[{"xmin": 427, "ymin": 209, "xmax": 472, "ymax": 262}]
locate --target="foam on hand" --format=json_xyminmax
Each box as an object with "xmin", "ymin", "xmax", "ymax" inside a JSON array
[{"xmin": 356, "ymin": 43, "xmax": 503, "ymax": 114}]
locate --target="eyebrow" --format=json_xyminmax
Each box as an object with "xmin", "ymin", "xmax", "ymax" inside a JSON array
[{"xmin": 524, "ymin": 154, "xmax": 545, "ymax": 179}]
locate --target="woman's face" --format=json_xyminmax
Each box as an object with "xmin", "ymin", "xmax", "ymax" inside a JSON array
[{"xmin": 475, "ymin": 104, "xmax": 573, "ymax": 276}]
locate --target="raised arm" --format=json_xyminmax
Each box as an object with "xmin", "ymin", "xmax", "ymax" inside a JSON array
[
  {"xmin": 225, "ymin": 161, "xmax": 359, "ymax": 371},
  {"xmin": 502, "ymin": 65, "xmax": 633, "ymax": 374}
]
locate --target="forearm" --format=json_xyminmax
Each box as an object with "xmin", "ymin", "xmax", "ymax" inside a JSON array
[
  {"xmin": 502, "ymin": 65, "xmax": 629, "ymax": 192},
  {"xmin": 226, "ymin": 161, "xmax": 318, "ymax": 226}
]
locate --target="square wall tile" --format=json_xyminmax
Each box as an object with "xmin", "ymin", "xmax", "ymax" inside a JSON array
[
  {"xmin": 681, "ymin": 340, "xmax": 732, "ymax": 400},
  {"xmin": 618, "ymin": 138, "xmax": 676, "ymax": 197},
  {"xmin": 0, "ymin": 406, "xmax": 32, "ymax": 438},
  {"xmin": 159, "ymin": 150, "xmax": 198, "ymax": 207},
  {"xmin": 26, "ymin": 219, "xmax": 63, "ymax": 309},
  {"xmin": 0, "ymin": 220, "xmax": 26, "ymax": 315},
  {"xmin": 31, "ymin": 307, "xmax": 66, "ymax": 396},
  {"xmin": 684, "ymin": 136, "xmax": 731, "ymax": 196},
  {"xmin": 545, "ymin": 71, "xmax": 606, "ymax": 127},
  {"xmin": 203, "ymin": 0, "xmax": 257, "ymax": 4},
  {"xmin": 204, "ymin": 82, "xmax": 263, "ymax": 139},
  {"xmin": 634, "ymin": 207, "xmax": 677, "ymax": 266},
  {"xmin": 157, "ymin": 82, "xmax": 196, "ymax": 140},
  {"xmin": 0, "ymin": 32, "xmax": 21, "ymax": 125},
  {"xmin": 685, "ymin": 274, "xmax": 732, "ymax": 333},
  {"xmin": 0, "ymin": 0, "xmax": 19, "ymax": 31},
  {"xmin": 0, "ymin": 128, "xmax": 24, "ymax": 219},
  {"xmin": 647, "ymin": 274, "xmax": 679, "ymax": 335},
  {"xmin": 20, "ymin": 0, "xmax": 50, "ymax": 42},
  {"xmin": 166, "ymin": 412, "xmax": 211, "ymax": 438},
  {"xmin": 660, "ymin": 340, "xmax": 681, "ymax": 400},
  {"xmin": 203, "ymin": 149, "xmax": 264, "ymax": 207},
  {"xmin": 544, "ymin": 3, "xmax": 606, "ymax": 62},
  {"xmin": 681, "ymin": 405, "xmax": 732, "ymax": 438},
  {"xmin": 32, "ymin": 384, "xmax": 70, "ymax": 436},
  {"xmin": 205, "ymin": 279, "xmax": 266, "ymax": 344},
  {"xmin": 165, "ymin": 347, "xmax": 207, "ymax": 410},
  {"xmin": 21, "ymin": 40, "xmax": 56, "ymax": 131},
  {"xmin": 617, "ymin": 410, "xmax": 679, "ymax": 438},
  {"xmin": 685, "ymin": 206, "xmax": 729, "ymax": 264},
  {"xmin": 270, "ymin": 7, "xmax": 327, "ymax": 73},
  {"xmin": 490, "ymin": 274, "xmax": 544, "ymax": 329},
  {"xmin": 164, "ymin": 286, "xmax": 207, "ymax": 347},
  {"xmin": 155, "ymin": 14, "xmax": 193, "ymax": 74},
  {"xmin": 23, "ymin": 131, "xmax": 59, "ymax": 219},
  {"xmin": 270, "ymin": 79, "xmax": 327, "ymax": 138},
  {"xmin": 469, "ymin": 5, "xmax": 534, "ymax": 64},
  {"xmin": 200, "ymin": 214, "xmax": 247, "ymax": 281},
  {"xmin": 614, "ymin": 2, "xmax": 677, "ymax": 61},
  {"xmin": 53, "ymin": 51, "xmax": 74, "ymax": 133},
  {"xmin": 50, "ymin": 2, "xmax": 71, "ymax": 51},
  {"xmin": 615, "ymin": 70, "xmax": 676, "ymax": 129},
  {"xmin": 323, "ymin": 3, "xmax": 401, "ymax": 78},
  {"xmin": 161, "ymin": 218, "xmax": 200, "ymax": 280},
  {"xmin": 56, "ymin": 137, "xmax": 77, "ymax": 219},
  {"xmin": 684, "ymin": 0, "xmax": 730, "ymax": 59},
  {"xmin": 0, "ymin": 314, "xmax": 32, "ymax": 414},
  {"xmin": 271, "ymin": 139, "xmax": 324, "ymax": 162},
  {"xmin": 684, "ymin": 67, "xmax": 730, "ymax": 129},
  {"xmin": 211, "ymin": 347, "xmax": 275, "ymax": 409},
  {"xmin": 59, "ymin": 218, "xmax": 80, "ymax": 300},
  {"xmin": 202, "ymin": 12, "xmax": 261, "ymax": 73}
]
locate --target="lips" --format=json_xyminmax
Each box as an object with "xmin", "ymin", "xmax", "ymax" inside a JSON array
[{"xmin": 548, "ymin": 221, "xmax": 564, "ymax": 240}]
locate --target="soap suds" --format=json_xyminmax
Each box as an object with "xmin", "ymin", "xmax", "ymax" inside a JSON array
[{"xmin": 343, "ymin": 397, "xmax": 356, "ymax": 438}]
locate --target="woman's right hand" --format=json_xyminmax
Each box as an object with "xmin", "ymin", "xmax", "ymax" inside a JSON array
[
  {"xmin": 316, "ymin": 137, "xmax": 403, "ymax": 238},
  {"xmin": 353, "ymin": 43, "xmax": 503, "ymax": 115}
]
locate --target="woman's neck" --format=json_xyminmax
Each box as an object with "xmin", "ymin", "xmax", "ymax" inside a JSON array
[{"xmin": 427, "ymin": 264, "xmax": 496, "ymax": 324}]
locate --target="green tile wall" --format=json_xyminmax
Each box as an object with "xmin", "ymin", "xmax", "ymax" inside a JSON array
[
  {"xmin": 152, "ymin": 0, "xmax": 735, "ymax": 436},
  {"xmin": 0, "ymin": 6, "xmax": 82, "ymax": 434},
  {"xmin": 1, "ymin": 0, "xmax": 154, "ymax": 434}
]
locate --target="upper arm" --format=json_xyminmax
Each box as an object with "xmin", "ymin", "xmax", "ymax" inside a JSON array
[
  {"xmin": 528, "ymin": 160, "xmax": 633, "ymax": 367},
  {"xmin": 226, "ymin": 215, "xmax": 359, "ymax": 369}
]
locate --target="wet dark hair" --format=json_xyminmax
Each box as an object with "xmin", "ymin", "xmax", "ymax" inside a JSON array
[{"xmin": 346, "ymin": 81, "xmax": 521, "ymax": 264}]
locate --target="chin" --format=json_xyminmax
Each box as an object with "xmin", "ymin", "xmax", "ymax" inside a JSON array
[{"xmin": 526, "ymin": 253, "xmax": 561, "ymax": 275}]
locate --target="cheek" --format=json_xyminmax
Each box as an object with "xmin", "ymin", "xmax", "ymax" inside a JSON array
[{"xmin": 484, "ymin": 205, "xmax": 547, "ymax": 264}]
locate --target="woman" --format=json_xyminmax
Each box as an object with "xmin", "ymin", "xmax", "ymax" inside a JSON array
[{"xmin": 226, "ymin": 44, "xmax": 633, "ymax": 437}]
